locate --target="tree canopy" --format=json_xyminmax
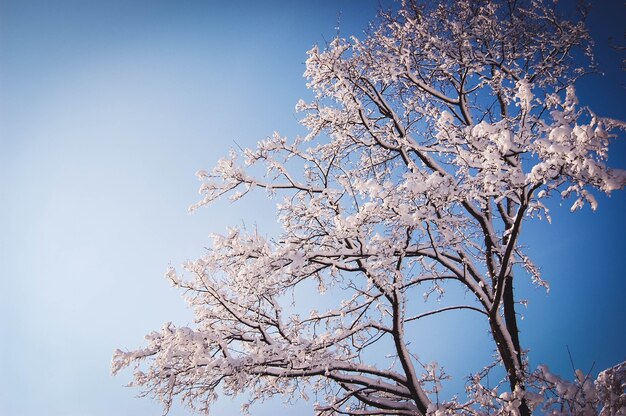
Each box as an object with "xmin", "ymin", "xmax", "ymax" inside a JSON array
[{"xmin": 113, "ymin": 1, "xmax": 626, "ymax": 414}]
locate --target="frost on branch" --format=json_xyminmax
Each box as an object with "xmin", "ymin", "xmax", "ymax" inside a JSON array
[{"xmin": 114, "ymin": 1, "xmax": 625, "ymax": 415}]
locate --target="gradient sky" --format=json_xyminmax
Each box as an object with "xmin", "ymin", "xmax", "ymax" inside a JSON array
[{"xmin": 1, "ymin": 1, "xmax": 624, "ymax": 415}]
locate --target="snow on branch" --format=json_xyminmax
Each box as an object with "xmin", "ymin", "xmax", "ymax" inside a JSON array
[{"xmin": 114, "ymin": 1, "xmax": 625, "ymax": 415}]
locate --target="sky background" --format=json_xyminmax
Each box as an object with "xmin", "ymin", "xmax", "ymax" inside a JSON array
[{"xmin": 1, "ymin": 1, "xmax": 624, "ymax": 415}]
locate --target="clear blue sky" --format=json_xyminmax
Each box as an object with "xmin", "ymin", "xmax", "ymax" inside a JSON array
[{"xmin": 1, "ymin": 1, "xmax": 624, "ymax": 415}]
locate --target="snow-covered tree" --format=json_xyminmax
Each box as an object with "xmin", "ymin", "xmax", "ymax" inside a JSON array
[{"xmin": 113, "ymin": 1, "xmax": 626, "ymax": 414}]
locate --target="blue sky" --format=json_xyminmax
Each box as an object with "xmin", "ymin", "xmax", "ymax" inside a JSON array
[{"xmin": 1, "ymin": 1, "xmax": 624, "ymax": 415}]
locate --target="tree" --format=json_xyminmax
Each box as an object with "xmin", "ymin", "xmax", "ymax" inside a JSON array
[{"xmin": 113, "ymin": 1, "xmax": 626, "ymax": 414}]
